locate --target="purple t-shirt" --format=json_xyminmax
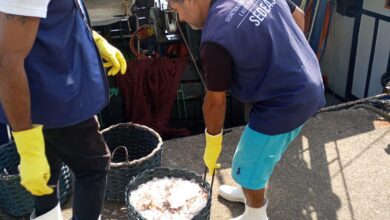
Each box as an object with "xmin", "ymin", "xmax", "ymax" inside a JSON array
[
  {"xmin": 201, "ymin": 0, "xmax": 297, "ymax": 92},
  {"xmin": 201, "ymin": 0, "xmax": 325, "ymax": 135}
]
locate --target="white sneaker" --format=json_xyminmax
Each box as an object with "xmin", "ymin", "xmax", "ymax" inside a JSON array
[
  {"xmin": 218, "ymin": 185, "xmax": 245, "ymax": 203},
  {"xmin": 30, "ymin": 203, "xmax": 63, "ymax": 220}
]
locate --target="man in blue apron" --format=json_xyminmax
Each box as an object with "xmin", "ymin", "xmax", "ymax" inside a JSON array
[
  {"xmin": 169, "ymin": 0, "xmax": 325, "ymax": 219},
  {"xmin": 0, "ymin": 0, "xmax": 126, "ymax": 219}
]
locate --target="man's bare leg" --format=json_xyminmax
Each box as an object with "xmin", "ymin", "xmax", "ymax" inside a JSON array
[{"xmin": 242, "ymin": 187, "xmax": 266, "ymax": 207}]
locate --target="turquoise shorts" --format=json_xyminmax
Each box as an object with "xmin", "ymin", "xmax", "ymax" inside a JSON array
[{"xmin": 232, "ymin": 125, "xmax": 303, "ymax": 190}]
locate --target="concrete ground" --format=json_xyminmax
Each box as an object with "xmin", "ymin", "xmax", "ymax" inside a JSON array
[{"xmin": 2, "ymin": 107, "xmax": 389, "ymax": 220}]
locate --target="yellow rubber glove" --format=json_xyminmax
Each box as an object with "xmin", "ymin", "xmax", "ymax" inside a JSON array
[
  {"xmin": 203, "ymin": 129, "xmax": 223, "ymax": 175},
  {"xmin": 12, "ymin": 125, "xmax": 53, "ymax": 196},
  {"xmin": 92, "ymin": 31, "xmax": 127, "ymax": 76}
]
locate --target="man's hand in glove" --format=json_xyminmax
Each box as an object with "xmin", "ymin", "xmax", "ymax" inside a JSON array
[
  {"xmin": 203, "ymin": 129, "xmax": 223, "ymax": 175},
  {"xmin": 93, "ymin": 31, "xmax": 127, "ymax": 76},
  {"xmin": 12, "ymin": 125, "xmax": 53, "ymax": 196}
]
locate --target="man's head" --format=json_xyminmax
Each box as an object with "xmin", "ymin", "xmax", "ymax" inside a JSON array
[{"xmin": 168, "ymin": 0, "xmax": 211, "ymax": 30}]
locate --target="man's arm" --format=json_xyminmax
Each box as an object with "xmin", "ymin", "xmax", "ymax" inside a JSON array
[
  {"xmin": 292, "ymin": 5, "xmax": 305, "ymax": 32},
  {"xmin": 203, "ymin": 91, "xmax": 226, "ymax": 135},
  {"xmin": 202, "ymin": 90, "xmax": 226, "ymax": 174},
  {"xmin": 0, "ymin": 13, "xmax": 40, "ymax": 131},
  {"xmin": 287, "ymin": 0, "xmax": 305, "ymax": 32},
  {"xmin": 201, "ymin": 42, "xmax": 233, "ymax": 135},
  {"xmin": 200, "ymin": 42, "xmax": 233, "ymax": 174}
]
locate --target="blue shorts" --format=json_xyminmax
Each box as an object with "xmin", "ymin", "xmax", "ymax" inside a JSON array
[{"xmin": 232, "ymin": 125, "xmax": 303, "ymax": 190}]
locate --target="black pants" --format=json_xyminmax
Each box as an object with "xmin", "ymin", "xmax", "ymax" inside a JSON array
[{"xmin": 34, "ymin": 117, "xmax": 110, "ymax": 220}]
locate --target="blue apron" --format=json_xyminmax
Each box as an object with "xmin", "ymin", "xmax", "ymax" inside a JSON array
[{"xmin": 0, "ymin": 0, "xmax": 109, "ymax": 129}]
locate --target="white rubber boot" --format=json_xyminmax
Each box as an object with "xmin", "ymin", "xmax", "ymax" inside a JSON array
[
  {"xmin": 231, "ymin": 202, "xmax": 268, "ymax": 220},
  {"xmin": 30, "ymin": 203, "xmax": 63, "ymax": 220},
  {"xmin": 218, "ymin": 185, "xmax": 245, "ymax": 203}
]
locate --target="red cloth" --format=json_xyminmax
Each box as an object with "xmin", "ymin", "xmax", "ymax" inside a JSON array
[{"xmin": 116, "ymin": 57, "xmax": 190, "ymax": 139}]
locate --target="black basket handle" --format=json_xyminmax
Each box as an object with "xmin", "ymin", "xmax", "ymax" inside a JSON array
[
  {"xmin": 111, "ymin": 146, "xmax": 130, "ymax": 165},
  {"xmin": 203, "ymin": 167, "xmax": 216, "ymax": 196}
]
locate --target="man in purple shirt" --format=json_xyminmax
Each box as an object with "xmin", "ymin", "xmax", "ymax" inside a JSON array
[{"xmin": 169, "ymin": 0, "xmax": 325, "ymax": 219}]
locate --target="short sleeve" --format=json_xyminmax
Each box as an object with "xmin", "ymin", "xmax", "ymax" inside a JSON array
[
  {"xmin": 0, "ymin": 0, "xmax": 51, "ymax": 18},
  {"xmin": 201, "ymin": 41, "xmax": 233, "ymax": 92}
]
